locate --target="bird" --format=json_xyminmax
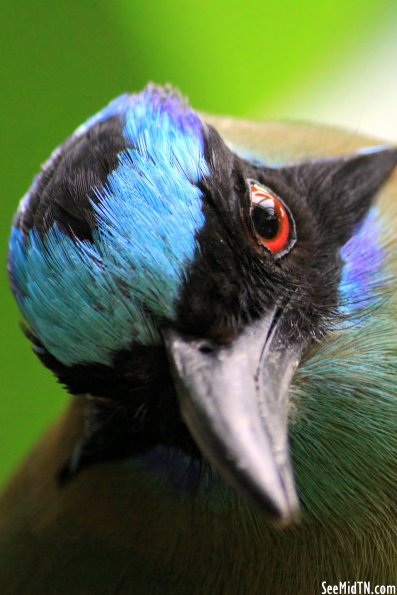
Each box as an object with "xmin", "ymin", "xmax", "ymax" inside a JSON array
[{"xmin": 1, "ymin": 83, "xmax": 397, "ymax": 594}]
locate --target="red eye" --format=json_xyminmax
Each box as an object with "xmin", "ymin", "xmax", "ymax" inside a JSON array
[{"xmin": 249, "ymin": 181, "xmax": 295, "ymax": 257}]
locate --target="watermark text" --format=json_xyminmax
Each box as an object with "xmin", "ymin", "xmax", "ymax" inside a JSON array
[{"xmin": 322, "ymin": 582, "xmax": 396, "ymax": 595}]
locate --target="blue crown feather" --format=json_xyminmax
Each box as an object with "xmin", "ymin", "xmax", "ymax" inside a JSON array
[{"xmin": 9, "ymin": 87, "xmax": 209, "ymax": 366}]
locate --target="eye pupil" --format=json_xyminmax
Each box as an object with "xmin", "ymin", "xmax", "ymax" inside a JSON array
[{"xmin": 252, "ymin": 204, "xmax": 279, "ymax": 239}]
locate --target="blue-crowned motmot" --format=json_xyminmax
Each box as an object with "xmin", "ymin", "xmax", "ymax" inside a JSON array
[{"xmin": 2, "ymin": 85, "xmax": 397, "ymax": 593}]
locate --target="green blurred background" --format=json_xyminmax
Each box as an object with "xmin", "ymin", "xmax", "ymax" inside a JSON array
[{"xmin": 1, "ymin": 0, "xmax": 397, "ymax": 485}]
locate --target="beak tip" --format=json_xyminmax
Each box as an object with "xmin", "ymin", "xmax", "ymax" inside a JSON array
[
  {"xmin": 270, "ymin": 501, "xmax": 301, "ymax": 528},
  {"xmin": 272, "ymin": 511, "xmax": 301, "ymax": 529},
  {"xmin": 265, "ymin": 497, "xmax": 301, "ymax": 529},
  {"xmin": 238, "ymin": 464, "xmax": 301, "ymax": 528}
]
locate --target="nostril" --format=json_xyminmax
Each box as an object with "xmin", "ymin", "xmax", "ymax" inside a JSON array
[{"xmin": 198, "ymin": 342, "xmax": 215, "ymax": 355}]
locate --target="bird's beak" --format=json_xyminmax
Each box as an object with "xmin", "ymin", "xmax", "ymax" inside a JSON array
[{"xmin": 163, "ymin": 309, "xmax": 304, "ymax": 527}]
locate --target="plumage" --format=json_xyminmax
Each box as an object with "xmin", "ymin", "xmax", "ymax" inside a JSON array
[{"xmin": 2, "ymin": 85, "xmax": 397, "ymax": 593}]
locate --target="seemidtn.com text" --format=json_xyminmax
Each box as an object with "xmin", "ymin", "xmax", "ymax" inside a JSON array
[{"xmin": 322, "ymin": 582, "xmax": 396, "ymax": 595}]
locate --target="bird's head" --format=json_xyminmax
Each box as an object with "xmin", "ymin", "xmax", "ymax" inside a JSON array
[{"xmin": 8, "ymin": 85, "xmax": 397, "ymax": 526}]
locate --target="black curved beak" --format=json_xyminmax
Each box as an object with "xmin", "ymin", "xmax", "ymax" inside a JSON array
[{"xmin": 164, "ymin": 309, "xmax": 305, "ymax": 526}]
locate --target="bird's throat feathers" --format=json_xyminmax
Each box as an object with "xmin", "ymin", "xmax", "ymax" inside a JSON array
[{"xmin": 292, "ymin": 189, "xmax": 397, "ymax": 522}]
